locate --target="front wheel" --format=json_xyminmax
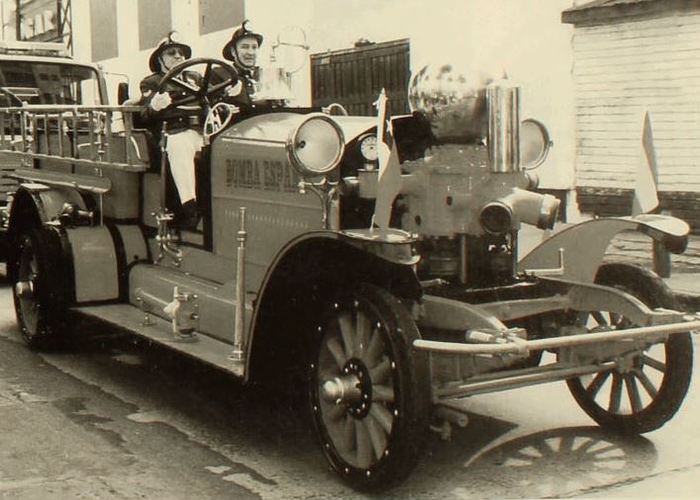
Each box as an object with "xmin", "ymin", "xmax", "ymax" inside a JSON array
[
  {"xmin": 566, "ymin": 263, "xmax": 693, "ymax": 434},
  {"xmin": 309, "ymin": 284, "xmax": 431, "ymax": 491}
]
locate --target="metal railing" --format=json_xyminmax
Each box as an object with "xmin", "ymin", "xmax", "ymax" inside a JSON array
[{"xmin": 0, "ymin": 104, "xmax": 149, "ymax": 173}]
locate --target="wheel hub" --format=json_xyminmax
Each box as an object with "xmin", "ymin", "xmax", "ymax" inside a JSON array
[
  {"xmin": 320, "ymin": 358, "xmax": 373, "ymax": 418},
  {"xmin": 321, "ymin": 374, "xmax": 361, "ymax": 404},
  {"xmin": 15, "ymin": 280, "xmax": 34, "ymax": 299},
  {"xmin": 616, "ymin": 350, "xmax": 640, "ymax": 374}
]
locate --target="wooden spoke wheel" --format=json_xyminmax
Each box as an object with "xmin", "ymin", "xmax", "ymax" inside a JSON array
[
  {"xmin": 309, "ymin": 284, "xmax": 430, "ymax": 491},
  {"xmin": 567, "ymin": 263, "xmax": 693, "ymax": 434}
]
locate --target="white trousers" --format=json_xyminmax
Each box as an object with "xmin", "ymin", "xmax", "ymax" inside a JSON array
[{"xmin": 165, "ymin": 129, "xmax": 203, "ymax": 204}]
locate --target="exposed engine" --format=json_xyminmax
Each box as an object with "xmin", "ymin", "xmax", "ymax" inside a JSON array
[{"xmin": 351, "ymin": 75, "xmax": 560, "ymax": 286}]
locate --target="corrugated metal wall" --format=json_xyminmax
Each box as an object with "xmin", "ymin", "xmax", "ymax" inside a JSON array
[
  {"xmin": 310, "ymin": 39, "xmax": 410, "ymax": 116},
  {"xmin": 572, "ymin": 9, "xmax": 700, "ymax": 193}
]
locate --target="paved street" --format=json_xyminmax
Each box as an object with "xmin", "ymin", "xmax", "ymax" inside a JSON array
[{"xmin": 1, "ymin": 271, "xmax": 700, "ymax": 499}]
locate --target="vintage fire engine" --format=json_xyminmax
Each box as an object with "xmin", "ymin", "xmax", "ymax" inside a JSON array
[{"xmin": 1, "ymin": 56, "xmax": 697, "ymax": 491}]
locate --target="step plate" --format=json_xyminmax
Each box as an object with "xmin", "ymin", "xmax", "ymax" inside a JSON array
[{"xmin": 74, "ymin": 303, "xmax": 244, "ymax": 377}]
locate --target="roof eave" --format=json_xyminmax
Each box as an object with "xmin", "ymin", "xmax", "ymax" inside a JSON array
[{"xmin": 562, "ymin": 0, "xmax": 700, "ymax": 25}]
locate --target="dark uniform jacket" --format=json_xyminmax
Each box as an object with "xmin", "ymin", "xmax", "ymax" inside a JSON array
[
  {"xmin": 232, "ymin": 65, "xmax": 260, "ymax": 106},
  {"xmin": 138, "ymin": 70, "xmax": 204, "ymax": 139},
  {"xmin": 215, "ymin": 63, "xmax": 260, "ymax": 108}
]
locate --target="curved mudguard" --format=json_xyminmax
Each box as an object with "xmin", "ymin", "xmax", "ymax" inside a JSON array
[
  {"xmin": 253, "ymin": 227, "xmax": 420, "ymax": 296},
  {"xmin": 65, "ymin": 224, "xmax": 148, "ymax": 303},
  {"xmin": 8, "ymin": 183, "xmax": 88, "ymax": 231},
  {"xmin": 9, "ymin": 184, "xmax": 149, "ymax": 303},
  {"xmin": 5, "ymin": 183, "xmax": 89, "ymax": 265},
  {"xmin": 244, "ymin": 228, "xmax": 421, "ymax": 380},
  {"xmin": 518, "ymin": 214, "xmax": 689, "ymax": 283}
]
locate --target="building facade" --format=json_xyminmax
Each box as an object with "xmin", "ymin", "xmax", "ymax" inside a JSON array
[{"xmin": 563, "ymin": 0, "xmax": 700, "ymax": 230}]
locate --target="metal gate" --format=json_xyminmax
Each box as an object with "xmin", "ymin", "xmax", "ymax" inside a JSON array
[{"xmin": 310, "ymin": 38, "xmax": 410, "ymax": 116}]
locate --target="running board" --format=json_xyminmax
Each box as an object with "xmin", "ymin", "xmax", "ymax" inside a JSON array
[{"xmin": 73, "ymin": 303, "xmax": 244, "ymax": 377}]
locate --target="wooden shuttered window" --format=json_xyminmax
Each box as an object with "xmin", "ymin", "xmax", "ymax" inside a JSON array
[{"xmin": 310, "ymin": 39, "xmax": 410, "ymax": 116}]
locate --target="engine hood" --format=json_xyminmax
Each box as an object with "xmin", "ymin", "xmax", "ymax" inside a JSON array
[
  {"xmin": 328, "ymin": 115, "xmax": 377, "ymax": 144},
  {"xmin": 218, "ymin": 111, "xmax": 376, "ymax": 145}
]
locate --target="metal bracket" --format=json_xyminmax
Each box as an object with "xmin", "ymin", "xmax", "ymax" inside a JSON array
[
  {"xmin": 523, "ymin": 248, "xmax": 564, "ymax": 277},
  {"xmin": 163, "ymin": 286, "xmax": 199, "ymax": 342},
  {"xmin": 298, "ymin": 178, "xmax": 338, "ymax": 230},
  {"xmin": 153, "ymin": 209, "xmax": 182, "ymax": 267},
  {"xmin": 136, "ymin": 297, "xmax": 154, "ymax": 326}
]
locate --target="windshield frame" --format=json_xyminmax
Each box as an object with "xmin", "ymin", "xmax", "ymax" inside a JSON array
[{"xmin": 0, "ymin": 59, "xmax": 107, "ymax": 107}]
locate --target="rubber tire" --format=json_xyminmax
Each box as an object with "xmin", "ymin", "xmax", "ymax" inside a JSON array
[
  {"xmin": 309, "ymin": 283, "xmax": 431, "ymax": 491},
  {"xmin": 12, "ymin": 227, "xmax": 68, "ymax": 350},
  {"xmin": 567, "ymin": 262, "xmax": 693, "ymax": 434}
]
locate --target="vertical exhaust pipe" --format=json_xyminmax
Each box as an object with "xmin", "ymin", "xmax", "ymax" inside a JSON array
[{"xmin": 487, "ymin": 79, "xmax": 521, "ymax": 173}]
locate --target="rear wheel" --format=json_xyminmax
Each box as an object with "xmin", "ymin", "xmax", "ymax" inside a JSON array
[
  {"xmin": 566, "ymin": 263, "xmax": 693, "ymax": 434},
  {"xmin": 309, "ymin": 283, "xmax": 431, "ymax": 491},
  {"xmin": 12, "ymin": 227, "xmax": 68, "ymax": 350}
]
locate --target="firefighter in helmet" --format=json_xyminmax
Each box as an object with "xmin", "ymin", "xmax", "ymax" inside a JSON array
[
  {"xmin": 221, "ymin": 20, "xmax": 263, "ymax": 106},
  {"xmin": 138, "ymin": 31, "xmax": 204, "ymax": 229}
]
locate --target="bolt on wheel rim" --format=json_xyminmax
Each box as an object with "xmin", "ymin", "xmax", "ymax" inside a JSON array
[
  {"xmin": 316, "ymin": 300, "xmax": 397, "ymax": 470},
  {"xmin": 16, "ymin": 240, "xmax": 40, "ymax": 335}
]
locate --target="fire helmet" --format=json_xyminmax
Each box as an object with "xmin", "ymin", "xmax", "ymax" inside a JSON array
[
  {"xmin": 222, "ymin": 20, "xmax": 263, "ymax": 62},
  {"xmin": 149, "ymin": 31, "xmax": 192, "ymax": 72}
]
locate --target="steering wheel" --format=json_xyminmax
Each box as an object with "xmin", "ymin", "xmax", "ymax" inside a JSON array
[{"xmin": 157, "ymin": 57, "xmax": 239, "ymax": 108}]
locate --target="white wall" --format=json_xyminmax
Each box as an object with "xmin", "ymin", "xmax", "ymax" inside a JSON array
[
  {"xmin": 572, "ymin": 9, "xmax": 700, "ymax": 194},
  {"xmin": 74, "ymin": 0, "xmax": 242, "ymax": 105},
  {"xmin": 244, "ymin": 0, "xmax": 314, "ymax": 103}
]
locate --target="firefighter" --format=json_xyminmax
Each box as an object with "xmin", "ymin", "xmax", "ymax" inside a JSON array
[
  {"xmin": 138, "ymin": 31, "xmax": 203, "ymax": 230},
  {"xmin": 220, "ymin": 20, "xmax": 263, "ymax": 106}
]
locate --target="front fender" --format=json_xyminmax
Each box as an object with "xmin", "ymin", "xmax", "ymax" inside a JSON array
[
  {"xmin": 518, "ymin": 214, "xmax": 689, "ymax": 283},
  {"xmin": 245, "ymin": 229, "xmax": 422, "ymax": 383},
  {"xmin": 253, "ymin": 228, "xmax": 421, "ymax": 311}
]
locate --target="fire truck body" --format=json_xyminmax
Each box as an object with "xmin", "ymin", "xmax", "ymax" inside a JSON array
[{"xmin": 1, "ymin": 56, "xmax": 697, "ymax": 491}]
